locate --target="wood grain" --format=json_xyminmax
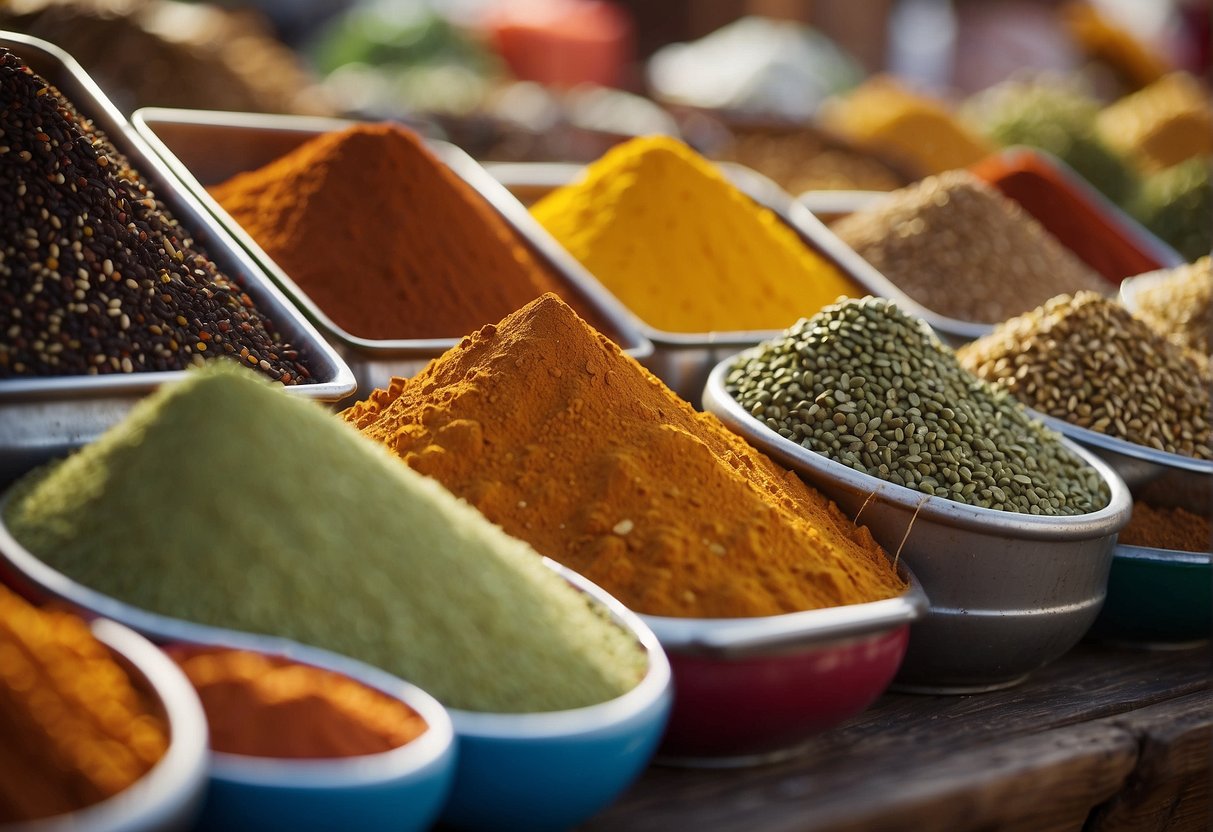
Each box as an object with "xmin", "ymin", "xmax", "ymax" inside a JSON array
[{"xmin": 585, "ymin": 643, "xmax": 1211, "ymax": 832}]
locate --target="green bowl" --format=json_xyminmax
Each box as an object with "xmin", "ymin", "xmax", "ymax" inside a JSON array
[{"xmin": 1089, "ymin": 545, "xmax": 1212, "ymax": 646}]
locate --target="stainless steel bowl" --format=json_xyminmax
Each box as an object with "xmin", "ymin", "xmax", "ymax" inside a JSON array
[
  {"xmin": 703, "ymin": 353, "xmax": 1133, "ymax": 692},
  {"xmin": 483, "ymin": 161, "xmax": 932, "ymax": 404},
  {"xmin": 130, "ymin": 108, "xmax": 653, "ymax": 400},
  {"xmin": 0, "ymin": 35, "xmax": 357, "ymax": 485}
]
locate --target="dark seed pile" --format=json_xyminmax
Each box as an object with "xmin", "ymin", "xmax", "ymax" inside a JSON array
[{"xmin": 0, "ymin": 49, "xmax": 312, "ymax": 382}]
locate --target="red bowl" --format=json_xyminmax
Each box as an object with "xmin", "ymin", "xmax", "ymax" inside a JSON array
[{"xmin": 642, "ymin": 561, "xmax": 925, "ymax": 766}]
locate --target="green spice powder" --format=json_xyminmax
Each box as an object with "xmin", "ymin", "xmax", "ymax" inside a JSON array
[
  {"xmin": 726, "ymin": 297, "xmax": 1109, "ymax": 516},
  {"xmin": 4, "ymin": 363, "xmax": 646, "ymax": 713}
]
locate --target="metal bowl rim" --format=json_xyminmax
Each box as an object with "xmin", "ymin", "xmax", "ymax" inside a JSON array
[
  {"xmin": 1113, "ymin": 543, "xmax": 1212, "ymax": 567},
  {"xmin": 704, "ymin": 350, "xmax": 1133, "ymax": 537},
  {"xmin": 1026, "ymin": 409, "xmax": 1213, "ymax": 475}
]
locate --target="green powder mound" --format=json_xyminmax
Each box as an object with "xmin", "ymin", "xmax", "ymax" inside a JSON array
[{"xmin": 4, "ymin": 363, "xmax": 646, "ymax": 713}]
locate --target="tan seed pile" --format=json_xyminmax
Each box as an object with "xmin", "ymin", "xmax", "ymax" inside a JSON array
[
  {"xmin": 831, "ymin": 170, "xmax": 1110, "ymax": 323},
  {"xmin": 957, "ymin": 291, "xmax": 1212, "ymax": 459},
  {"xmin": 1128, "ymin": 256, "xmax": 1211, "ymax": 357}
]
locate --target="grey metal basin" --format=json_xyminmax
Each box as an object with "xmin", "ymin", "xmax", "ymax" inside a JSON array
[{"xmin": 703, "ymin": 353, "xmax": 1133, "ymax": 692}]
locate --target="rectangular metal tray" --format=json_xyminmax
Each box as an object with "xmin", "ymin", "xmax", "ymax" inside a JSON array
[
  {"xmin": 131, "ymin": 108, "xmax": 653, "ymax": 398},
  {"xmin": 481, "ymin": 161, "xmax": 934, "ymax": 403},
  {"xmin": 0, "ymin": 33, "xmax": 357, "ymax": 485}
]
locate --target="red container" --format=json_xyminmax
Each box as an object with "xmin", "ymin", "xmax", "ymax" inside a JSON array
[
  {"xmin": 642, "ymin": 562, "xmax": 925, "ymax": 766},
  {"xmin": 969, "ymin": 148, "xmax": 1184, "ymax": 286}
]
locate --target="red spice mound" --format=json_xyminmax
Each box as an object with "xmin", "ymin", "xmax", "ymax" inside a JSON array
[{"xmin": 211, "ymin": 123, "xmax": 578, "ymax": 340}]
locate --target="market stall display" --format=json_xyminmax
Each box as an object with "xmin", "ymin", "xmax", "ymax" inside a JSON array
[{"xmin": 0, "ymin": 7, "xmax": 1209, "ymax": 827}]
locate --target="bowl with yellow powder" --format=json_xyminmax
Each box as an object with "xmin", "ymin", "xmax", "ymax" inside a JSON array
[
  {"xmin": 708, "ymin": 298, "xmax": 1134, "ymax": 692},
  {"xmin": 0, "ymin": 363, "xmax": 670, "ymax": 832},
  {"xmin": 130, "ymin": 108, "xmax": 652, "ymax": 397},
  {"xmin": 503, "ymin": 135, "xmax": 927, "ymax": 401},
  {"xmin": 0, "ymin": 584, "xmax": 209, "ymax": 832}
]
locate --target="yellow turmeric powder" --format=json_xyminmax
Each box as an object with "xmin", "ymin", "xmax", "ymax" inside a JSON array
[
  {"xmin": 1096, "ymin": 73, "xmax": 1213, "ymax": 173},
  {"xmin": 0, "ymin": 586, "xmax": 169, "ymax": 822},
  {"xmin": 529, "ymin": 135, "xmax": 861, "ymax": 334},
  {"xmin": 345, "ymin": 293, "xmax": 906, "ymax": 619},
  {"xmin": 820, "ymin": 75, "xmax": 994, "ymax": 174}
]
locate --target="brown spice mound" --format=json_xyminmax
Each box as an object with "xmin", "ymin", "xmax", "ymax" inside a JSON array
[
  {"xmin": 211, "ymin": 123, "xmax": 580, "ymax": 340},
  {"xmin": 1120, "ymin": 502, "xmax": 1211, "ymax": 553},
  {"xmin": 831, "ymin": 170, "xmax": 1110, "ymax": 324},
  {"xmin": 344, "ymin": 293, "xmax": 905, "ymax": 619}
]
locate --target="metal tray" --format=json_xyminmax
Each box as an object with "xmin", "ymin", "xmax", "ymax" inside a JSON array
[
  {"xmin": 0, "ymin": 34, "xmax": 356, "ymax": 485},
  {"xmin": 1088, "ymin": 544, "xmax": 1212, "ymax": 646},
  {"xmin": 131, "ymin": 108, "xmax": 653, "ymax": 399},
  {"xmin": 798, "ymin": 147, "xmax": 1183, "ymax": 343},
  {"xmin": 702, "ymin": 351, "xmax": 1133, "ymax": 692},
  {"xmin": 1026, "ymin": 409, "xmax": 1213, "ymax": 492},
  {"xmin": 482, "ymin": 161, "xmax": 934, "ymax": 404}
]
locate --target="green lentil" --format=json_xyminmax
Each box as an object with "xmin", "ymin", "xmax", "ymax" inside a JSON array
[
  {"xmin": 725, "ymin": 297, "xmax": 1109, "ymax": 515},
  {"xmin": 4, "ymin": 363, "xmax": 646, "ymax": 713}
]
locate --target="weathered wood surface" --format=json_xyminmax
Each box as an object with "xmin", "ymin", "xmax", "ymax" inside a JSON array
[{"xmin": 585, "ymin": 643, "xmax": 1211, "ymax": 832}]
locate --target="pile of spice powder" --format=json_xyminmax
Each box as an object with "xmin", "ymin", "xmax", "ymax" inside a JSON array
[
  {"xmin": 529, "ymin": 135, "xmax": 862, "ymax": 334},
  {"xmin": 726, "ymin": 297, "xmax": 1109, "ymax": 515},
  {"xmin": 0, "ymin": 49, "xmax": 310, "ymax": 382},
  {"xmin": 169, "ymin": 648, "xmax": 428, "ymax": 759},
  {"xmin": 4, "ymin": 363, "xmax": 646, "ymax": 714},
  {"xmin": 958, "ymin": 292, "xmax": 1212, "ymax": 459},
  {"xmin": 831, "ymin": 171, "xmax": 1111, "ymax": 324},
  {"xmin": 1119, "ymin": 502, "xmax": 1211, "ymax": 553},
  {"xmin": 1128, "ymin": 256, "xmax": 1212, "ymax": 356},
  {"xmin": 344, "ymin": 294, "xmax": 905, "ymax": 619},
  {"xmin": 1096, "ymin": 72, "xmax": 1213, "ymax": 173},
  {"xmin": 0, "ymin": 584, "xmax": 168, "ymax": 823},
  {"xmin": 819, "ymin": 75, "xmax": 993, "ymax": 175},
  {"xmin": 210, "ymin": 122, "xmax": 590, "ymax": 341},
  {"xmin": 714, "ymin": 126, "xmax": 910, "ymax": 194}
]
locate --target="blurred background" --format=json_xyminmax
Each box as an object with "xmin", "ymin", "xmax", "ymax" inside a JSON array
[{"xmin": 4, "ymin": 0, "xmax": 1207, "ymax": 255}]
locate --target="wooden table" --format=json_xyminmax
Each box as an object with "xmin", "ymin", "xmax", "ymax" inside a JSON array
[{"xmin": 587, "ymin": 643, "xmax": 1211, "ymax": 831}]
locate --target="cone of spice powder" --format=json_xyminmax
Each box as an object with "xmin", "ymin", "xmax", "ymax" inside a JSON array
[
  {"xmin": 5, "ymin": 363, "xmax": 646, "ymax": 713},
  {"xmin": 344, "ymin": 293, "xmax": 906, "ymax": 619},
  {"xmin": 0, "ymin": 49, "xmax": 311, "ymax": 383},
  {"xmin": 209, "ymin": 122, "xmax": 607, "ymax": 341}
]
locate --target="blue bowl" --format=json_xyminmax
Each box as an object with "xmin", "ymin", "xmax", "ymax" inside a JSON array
[
  {"xmin": 440, "ymin": 560, "xmax": 673, "ymax": 832},
  {"xmin": 189, "ymin": 648, "xmax": 456, "ymax": 832}
]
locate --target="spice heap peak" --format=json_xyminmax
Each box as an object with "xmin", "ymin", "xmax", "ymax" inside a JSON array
[
  {"xmin": 0, "ymin": 49, "xmax": 310, "ymax": 383},
  {"xmin": 530, "ymin": 135, "xmax": 861, "ymax": 333},
  {"xmin": 5, "ymin": 362, "xmax": 645, "ymax": 713},
  {"xmin": 211, "ymin": 122, "xmax": 582, "ymax": 340},
  {"xmin": 345, "ymin": 293, "xmax": 905, "ymax": 619}
]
